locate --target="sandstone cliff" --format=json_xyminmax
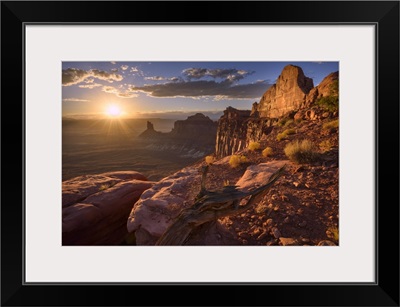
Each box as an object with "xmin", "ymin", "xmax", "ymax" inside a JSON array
[
  {"xmin": 215, "ymin": 66, "xmax": 339, "ymax": 159},
  {"xmin": 257, "ymin": 65, "xmax": 314, "ymax": 118}
]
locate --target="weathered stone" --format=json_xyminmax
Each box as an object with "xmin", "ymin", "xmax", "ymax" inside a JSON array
[
  {"xmin": 257, "ymin": 65, "xmax": 314, "ymax": 118},
  {"xmin": 317, "ymin": 240, "xmax": 337, "ymax": 246},
  {"xmin": 272, "ymin": 227, "xmax": 281, "ymax": 239},
  {"xmin": 279, "ymin": 237, "xmax": 299, "ymax": 246},
  {"xmin": 62, "ymin": 171, "xmax": 152, "ymax": 245}
]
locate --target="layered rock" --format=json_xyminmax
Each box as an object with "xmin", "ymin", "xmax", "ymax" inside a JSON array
[
  {"xmin": 127, "ymin": 161, "xmax": 286, "ymax": 245},
  {"xmin": 257, "ymin": 65, "xmax": 314, "ymax": 118},
  {"xmin": 215, "ymin": 107, "xmax": 276, "ymax": 158},
  {"xmin": 62, "ymin": 171, "xmax": 153, "ymax": 245},
  {"xmin": 215, "ymin": 107, "xmax": 251, "ymax": 159},
  {"xmin": 215, "ymin": 67, "xmax": 339, "ymax": 159}
]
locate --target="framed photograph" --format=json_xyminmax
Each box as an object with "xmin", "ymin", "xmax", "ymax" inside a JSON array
[{"xmin": 1, "ymin": 1, "xmax": 399, "ymax": 306}]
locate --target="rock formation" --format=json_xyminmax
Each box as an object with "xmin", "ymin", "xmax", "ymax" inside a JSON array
[
  {"xmin": 215, "ymin": 66, "xmax": 339, "ymax": 158},
  {"xmin": 127, "ymin": 161, "xmax": 286, "ymax": 245},
  {"xmin": 138, "ymin": 113, "xmax": 218, "ymax": 158},
  {"xmin": 62, "ymin": 171, "xmax": 153, "ymax": 245},
  {"xmin": 257, "ymin": 65, "xmax": 314, "ymax": 118},
  {"xmin": 215, "ymin": 107, "xmax": 251, "ymax": 158}
]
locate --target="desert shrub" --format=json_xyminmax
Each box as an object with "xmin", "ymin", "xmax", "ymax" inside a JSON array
[
  {"xmin": 319, "ymin": 140, "xmax": 333, "ymax": 152},
  {"xmin": 248, "ymin": 141, "xmax": 261, "ymax": 151},
  {"xmin": 278, "ymin": 117, "xmax": 290, "ymax": 126},
  {"xmin": 283, "ymin": 119, "xmax": 294, "ymax": 128},
  {"xmin": 229, "ymin": 155, "xmax": 241, "ymax": 168},
  {"xmin": 262, "ymin": 147, "xmax": 273, "ymax": 157},
  {"xmin": 322, "ymin": 119, "xmax": 339, "ymax": 132},
  {"xmin": 326, "ymin": 226, "xmax": 339, "ymax": 242},
  {"xmin": 240, "ymin": 155, "xmax": 248, "ymax": 163},
  {"xmin": 316, "ymin": 96, "xmax": 339, "ymax": 112},
  {"xmin": 284, "ymin": 140, "xmax": 319, "ymax": 164},
  {"xmin": 316, "ymin": 80, "xmax": 339, "ymax": 112},
  {"xmin": 205, "ymin": 155, "xmax": 215, "ymax": 165},
  {"xmin": 229, "ymin": 155, "xmax": 248, "ymax": 168},
  {"xmin": 276, "ymin": 128, "xmax": 296, "ymax": 141}
]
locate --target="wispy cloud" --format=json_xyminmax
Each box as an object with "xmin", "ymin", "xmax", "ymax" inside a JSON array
[
  {"xmin": 62, "ymin": 68, "xmax": 123, "ymax": 86},
  {"xmin": 102, "ymin": 85, "xmax": 138, "ymax": 98},
  {"xmin": 182, "ymin": 68, "xmax": 253, "ymax": 82},
  {"xmin": 62, "ymin": 98, "xmax": 90, "ymax": 102},
  {"xmin": 145, "ymin": 76, "xmax": 180, "ymax": 82},
  {"xmin": 121, "ymin": 65, "xmax": 129, "ymax": 71},
  {"xmin": 78, "ymin": 83, "xmax": 102, "ymax": 89}
]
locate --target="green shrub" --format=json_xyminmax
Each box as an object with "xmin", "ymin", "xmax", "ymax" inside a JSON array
[
  {"xmin": 322, "ymin": 119, "xmax": 339, "ymax": 131},
  {"xmin": 205, "ymin": 155, "xmax": 215, "ymax": 165},
  {"xmin": 262, "ymin": 147, "xmax": 273, "ymax": 157},
  {"xmin": 316, "ymin": 96, "xmax": 338, "ymax": 112},
  {"xmin": 278, "ymin": 118, "xmax": 288, "ymax": 126},
  {"xmin": 248, "ymin": 141, "xmax": 261, "ymax": 151},
  {"xmin": 284, "ymin": 140, "xmax": 319, "ymax": 164},
  {"xmin": 283, "ymin": 119, "xmax": 294, "ymax": 128},
  {"xmin": 317, "ymin": 80, "xmax": 339, "ymax": 112},
  {"xmin": 276, "ymin": 128, "xmax": 296, "ymax": 141}
]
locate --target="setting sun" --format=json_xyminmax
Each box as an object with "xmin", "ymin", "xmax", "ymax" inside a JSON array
[{"xmin": 106, "ymin": 104, "xmax": 122, "ymax": 117}]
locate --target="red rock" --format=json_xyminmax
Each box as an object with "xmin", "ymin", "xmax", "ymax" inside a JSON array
[{"xmin": 62, "ymin": 171, "xmax": 152, "ymax": 245}]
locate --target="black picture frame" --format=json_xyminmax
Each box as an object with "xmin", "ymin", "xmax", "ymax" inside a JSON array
[{"xmin": 1, "ymin": 1, "xmax": 399, "ymax": 306}]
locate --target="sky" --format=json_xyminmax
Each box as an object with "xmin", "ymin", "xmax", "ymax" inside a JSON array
[{"xmin": 62, "ymin": 61, "xmax": 338, "ymax": 119}]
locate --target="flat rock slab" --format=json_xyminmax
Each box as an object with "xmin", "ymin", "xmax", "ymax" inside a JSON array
[
  {"xmin": 128, "ymin": 161, "xmax": 287, "ymax": 245},
  {"xmin": 62, "ymin": 171, "xmax": 152, "ymax": 245}
]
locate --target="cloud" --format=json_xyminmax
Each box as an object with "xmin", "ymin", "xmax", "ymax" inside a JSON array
[
  {"xmin": 110, "ymin": 61, "xmax": 116, "ymax": 64},
  {"xmin": 130, "ymin": 67, "xmax": 139, "ymax": 72},
  {"xmin": 130, "ymin": 79, "xmax": 271, "ymax": 100},
  {"xmin": 62, "ymin": 98, "xmax": 90, "ymax": 102},
  {"xmin": 145, "ymin": 76, "xmax": 181, "ymax": 82},
  {"xmin": 111, "ymin": 68, "xmax": 118, "ymax": 72},
  {"xmin": 121, "ymin": 65, "xmax": 129, "ymax": 71},
  {"xmin": 182, "ymin": 68, "xmax": 253, "ymax": 82},
  {"xmin": 62, "ymin": 68, "xmax": 123, "ymax": 86},
  {"xmin": 102, "ymin": 86, "xmax": 138, "ymax": 98},
  {"xmin": 78, "ymin": 83, "xmax": 102, "ymax": 89}
]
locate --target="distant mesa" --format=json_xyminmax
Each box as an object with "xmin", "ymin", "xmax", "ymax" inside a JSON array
[{"xmin": 138, "ymin": 113, "xmax": 218, "ymax": 158}]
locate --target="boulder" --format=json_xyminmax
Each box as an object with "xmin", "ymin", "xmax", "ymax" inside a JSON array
[{"xmin": 62, "ymin": 171, "xmax": 152, "ymax": 245}]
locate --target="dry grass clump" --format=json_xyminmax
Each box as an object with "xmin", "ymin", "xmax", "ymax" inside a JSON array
[
  {"xmin": 319, "ymin": 140, "xmax": 333, "ymax": 152},
  {"xmin": 284, "ymin": 140, "xmax": 319, "ymax": 164},
  {"xmin": 322, "ymin": 119, "xmax": 339, "ymax": 132},
  {"xmin": 229, "ymin": 155, "xmax": 248, "ymax": 168},
  {"xmin": 205, "ymin": 155, "xmax": 215, "ymax": 165},
  {"xmin": 248, "ymin": 141, "xmax": 261, "ymax": 151},
  {"xmin": 262, "ymin": 147, "xmax": 273, "ymax": 157},
  {"xmin": 276, "ymin": 128, "xmax": 296, "ymax": 141}
]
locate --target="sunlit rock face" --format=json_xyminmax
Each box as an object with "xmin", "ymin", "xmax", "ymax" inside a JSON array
[{"xmin": 257, "ymin": 65, "xmax": 314, "ymax": 119}]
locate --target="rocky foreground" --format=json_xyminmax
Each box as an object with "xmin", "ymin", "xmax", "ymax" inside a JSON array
[{"xmin": 62, "ymin": 64, "xmax": 339, "ymax": 246}]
